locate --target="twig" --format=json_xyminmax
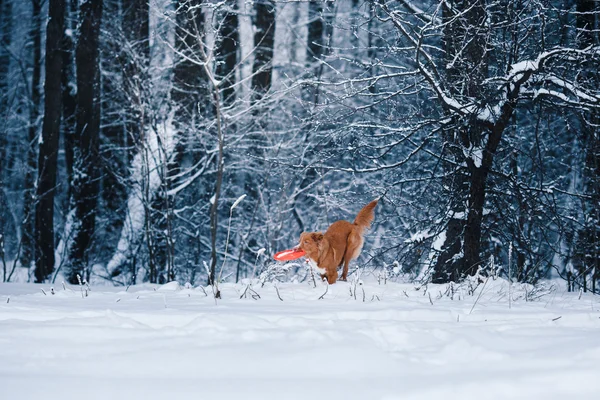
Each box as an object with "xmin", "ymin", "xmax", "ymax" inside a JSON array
[
  {"xmin": 508, "ymin": 243, "xmax": 512, "ymax": 309},
  {"xmin": 77, "ymin": 274, "xmax": 84, "ymax": 298},
  {"xmin": 249, "ymin": 287, "xmax": 261, "ymax": 300},
  {"xmin": 469, "ymin": 276, "xmax": 490, "ymax": 314},
  {"xmin": 240, "ymin": 284, "xmax": 261, "ymax": 300},
  {"xmin": 428, "ymin": 292, "xmax": 433, "ymax": 305},
  {"xmin": 551, "ymin": 316, "xmax": 562, "ymax": 321},
  {"xmin": 274, "ymin": 283, "xmax": 283, "ymax": 301},
  {"xmin": 240, "ymin": 284, "xmax": 249, "ymax": 299},
  {"xmin": 198, "ymin": 285, "xmax": 208, "ymax": 296},
  {"xmin": 41, "ymin": 288, "xmax": 46, "ymax": 295},
  {"xmin": 217, "ymin": 196, "xmax": 246, "ymax": 292},
  {"xmin": 318, "ymin": 282, "xmax": 329, "ymax": 300}
]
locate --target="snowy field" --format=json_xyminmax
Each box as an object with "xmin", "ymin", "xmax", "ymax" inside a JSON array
[{"xmin": 1, "ymin": 278, "xmax": 599, "ymax": 400}]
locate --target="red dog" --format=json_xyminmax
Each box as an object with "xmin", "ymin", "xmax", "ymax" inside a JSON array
[{"xmin": 298, "ymin": 199, "xmax": 378, "ymax": 284}]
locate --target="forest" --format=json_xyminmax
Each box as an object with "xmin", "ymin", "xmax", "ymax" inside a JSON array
[{"xmin": 0, "ymin": 0, "xmax": 598, "ymax": 293}]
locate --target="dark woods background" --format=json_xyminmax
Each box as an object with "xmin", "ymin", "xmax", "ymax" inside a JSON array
[{"xmin": 0, "ymin": 0, "xmax": 598, "ymax": 293}]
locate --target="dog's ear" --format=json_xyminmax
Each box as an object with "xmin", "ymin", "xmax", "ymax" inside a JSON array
[{"xmin": 311, "ymin": 232, "xmax": 324, "ymax": 242}]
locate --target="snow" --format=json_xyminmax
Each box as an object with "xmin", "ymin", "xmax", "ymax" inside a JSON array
[
  {"xmin": 106, "ymin": 114, "xmax": 177, "ymax": 277},
  {"xmin": 1, "ymin": 279, "xmax": 598, "ymax": 400},
  {"xmin": 477, "ymin": 103, "xmax": 502, "ymax": 123},
  {"xmin": 404, "ymin": 229, "xmax": 434, "ymax": 244},
  {"xmin": 462, "ymin": 145, "xmax": 484, "ymax": 169},
  {"xmin": 230, "ymin": 194, "xmax": 247, "ymax": 211}
]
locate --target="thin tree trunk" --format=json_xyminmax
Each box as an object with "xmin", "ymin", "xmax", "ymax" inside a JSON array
[
  {"xmin": 66, "ymin": 0, "xmax": 103, "ymax": 283},
  {"xmin": 102, "ymin": 0, "xmax": 149, "ymax": 278},
  {"xmin": 0, "ymin": 0, "xmax": 10, "ymax": 99},
  {"xmin": 122, "ymin": 0, "xmax": 149, "ymax": 147},
  {"xmin": 20, "ymin": 0, "xmax": 40, "ymax": 270},
  {"xmin": 0, "ymin": 0, "xmax": 12, "ymax": 270},
  {"xmin": 62, "ymin": 0, "xmax": 77, "ymax": 201},
  {"xmin": 172, "ymin": 0, "xmax": 207, "ymax": 117},
  {"xmin": 100, "ymin": 0, "xmax": 127, "ymax": 266},
  {"xmin": 215, "ymin": 2, "xmax": 238, "ymax": 105},
  {"xmin": 575, "ymin": 0, "xmax": 599, "ymax": 292},
  {"xmin": 305, "ymin": 0, "xmax": 333, "ymax": 103},
  {"xmin": 432, "ymin": 0, "xmax": 489, "ymax": 283},
  {"xmin": 251, "ymin": 0, "xmax": 276, "ymax": 100},
  {"xmin": 168, "ymin": 0, "xmax": 208, "ymax": 284},
  {"xmin": 209, "ymin": 89, "xmax": 224, "ymax": 288},
  {"xmin": 34, "ymin": 0, "xmax": 65, "ymax": 282},
  {"xmin": 242, "ymin": 0, "xmax": 276, "ymax": 264}
]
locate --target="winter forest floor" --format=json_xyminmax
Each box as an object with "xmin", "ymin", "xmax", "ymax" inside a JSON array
[{"xmin": 0, "ymin": 279, "xmax": 599, "ymax": 400}]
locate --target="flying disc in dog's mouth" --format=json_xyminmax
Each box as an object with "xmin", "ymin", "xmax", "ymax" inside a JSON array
[{"xmin": 273, "ymin": 248, "xmax": 306, "ymax": 261}]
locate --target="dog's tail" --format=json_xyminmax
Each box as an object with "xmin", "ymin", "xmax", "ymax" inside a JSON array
[{"xmin": 353, "ymin": 199, "xmax": 378, "ymax": 234}]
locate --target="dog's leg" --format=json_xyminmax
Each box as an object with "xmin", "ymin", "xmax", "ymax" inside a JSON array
[
  {"xmin": 341, "ymin": 259, "xmax": 350, "ymax": 281},
  {"xmin": 326, "ymin": 268, "xmax": 338, "ymax": 284},
  {"xmin": 341, "ymin": 230, "xmax": 363, "ymax": 281}
]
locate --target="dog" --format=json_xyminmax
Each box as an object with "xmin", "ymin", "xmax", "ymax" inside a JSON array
[{"xmin": 297, "ymin": 199, "xmax": 378, "ymax": 284}]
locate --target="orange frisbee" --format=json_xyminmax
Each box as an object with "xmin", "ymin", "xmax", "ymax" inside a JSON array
[{"xmin": 273, "ymin": 248, "xmax": 306, "ymax": 261}]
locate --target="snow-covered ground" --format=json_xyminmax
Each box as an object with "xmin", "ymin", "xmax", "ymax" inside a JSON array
[{"xmin": 1, "ymin": 278, "xmax": 598, "ymax": 400}]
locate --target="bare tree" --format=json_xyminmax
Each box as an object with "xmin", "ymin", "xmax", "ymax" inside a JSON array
[
  {"xmin": 62, "ymin": 0, "xmax": 78, "ymax": 200},
  {"xmin": 574, "ymin": 0, "xmax": 599, "ymax": 292},
  {"xmin": 0, "ymin": 0, "xmax": 13, "ymax": 274},
  {"xmin": 64, "ymin": 0, "xmax": 103, "ymax": 283},
  {"xmin": 20, "ymin": 0, "xmax": 43, "ymax": 271},
  {"xmin": 215, "ymin": 1, "xmax": 238, "ymax": 106},
  {"xmin": 34, "ymin": 0, "xmax": 65, "ymax": 282},
  {"xmin": 251, "ymin": 0, "xmax": 276, "ymax": 101}
]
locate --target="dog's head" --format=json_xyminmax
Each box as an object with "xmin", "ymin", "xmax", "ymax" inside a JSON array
[{"xmin": 298, "ymin": 231, "xmax": 324, "ymax": 260}]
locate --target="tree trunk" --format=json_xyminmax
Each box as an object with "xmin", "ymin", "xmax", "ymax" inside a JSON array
[
  {"xmin": 432, "ymin": 0, "xmax": 489, "ymax": 283},
  {"xmin": 21, "ymin": 0, "xmax": 41, "ymax": 270},
  {"xmin": 0, "ymin": 0, "xmax": 12, "ymax": 268},
  {"xmin": 305, "ymin": 0, "xmax": 334, "ymax": 103},
  {"xmin": 62, "ymin": 0, "xmax": 77, "ymax": 201},
  {"xmin": 243, "ymin": 0, "xmax": 276, "ymax": 255},
  {"xmin": 0, "ymin": 0, "xmax": 10, "ymax": 99},
  {"xmin": 209, "ymin": 89, "xmax": 224, "ymax": 287},
  {"xmin": 306, "ymin": 0, "xmax": 329, "ymax": 63},
  {"xmin": 172, "ymin": 0, "xmax": 207, "ymax": 118},
  {"xmin": 575, "ymin": 0, "xmax": 599, "ymax": 292},
  {"xmin": 100, "ymin": 0, "xmax": 127, "ymax": 264},
  {"xmin": 66, "ymin": 0, "xmax": 103, "ymax": 283},
  {"xmin": 34, "ymin": 0, "xmax": 65, "ymax": 282},
  {"xmin": 106, "ymin": 0, "xmax": 177, "ymax": 281},
  {"xmin": 215, "ymin": 2, "xmax": 238, "ymax": 105},
  {"xmin": 251, "ymin": 0, "xmax": 276, "ymax": 100},
  {"xmin": 122, "ymin": 0, "xmax": 149, "ymax": 147},
  {"xmin": 0, "ymin": 0, "xmax": 11, "ymax": 115}
]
